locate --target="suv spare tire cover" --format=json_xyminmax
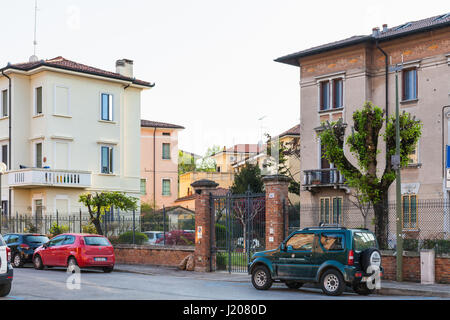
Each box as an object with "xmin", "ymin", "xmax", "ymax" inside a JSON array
[{"xmin": 360, "ymin": 248, "xmax": 382, "ymax": 272}]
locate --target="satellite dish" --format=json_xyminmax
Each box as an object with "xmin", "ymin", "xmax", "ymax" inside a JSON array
[
  {"xmin": 0, "ymin": 162, "xmax": 6, "ymax": 173},
  {"xmin": 29, "ymin": 55, "xmax": 39, "ymax": 62}
]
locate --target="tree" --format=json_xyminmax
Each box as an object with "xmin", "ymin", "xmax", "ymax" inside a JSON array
[
  {"xmin": 196, "ymin": 145, "xmax": 222, "ymax": 172},
  {"xmin": 230, "ymin": 162, "xmax": 264, "ymax": 194},
  {"xmin": 264, "ymin": 133, "xmax": 300, "ymax": 198},
  {"xmin": 178, "ymin": 150, "xmax": 197, "ymax": 175},
  {"xmin": 318, "ymin": 101, "xmax": 422, "ymax": 248},
  {"xmin": 79, "ymin": 192, "xmax": 138, "ymax": 235}
]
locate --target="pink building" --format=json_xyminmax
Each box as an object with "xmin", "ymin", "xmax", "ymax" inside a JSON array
[{"xmin": 140, "ymin": 120, "xmax": 184, "ymax": 208}]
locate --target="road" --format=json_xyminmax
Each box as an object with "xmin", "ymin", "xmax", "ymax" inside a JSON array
[{"xmin": 1, "ymin": 265, "xmax": 446, "ymax": 300}]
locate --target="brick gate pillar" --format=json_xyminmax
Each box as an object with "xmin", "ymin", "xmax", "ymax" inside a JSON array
[
  {"xmin": 263, "ymin": 174, "xmax": 291, "ymax": 250},
  {"xmin": 191, "ymin": 179, "xmax": 218, "ymax": 272}
]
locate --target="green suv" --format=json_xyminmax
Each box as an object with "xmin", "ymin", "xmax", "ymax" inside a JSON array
[{"xmin": 248, "ymin": 226, "xmax": 383, "ymax": 296}]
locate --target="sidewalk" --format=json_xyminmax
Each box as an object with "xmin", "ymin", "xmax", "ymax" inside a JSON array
[{"xmin": 114, "ymin": 263, "xmax": 450, "ymax": 298}]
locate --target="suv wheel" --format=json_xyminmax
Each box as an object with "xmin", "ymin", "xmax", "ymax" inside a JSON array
[
  {"xmin": 251, "ymin": 265, "xmax": 273, "ymax": 290},
  {"xmin": 361, "ymin": 248, "xmax": 382, "ymax": 272},
  {"xmin": 320, "ymin": 269, "xmax": 345, "ymax": 296},
  {"xmin": 352, "ymin": 282, "xmax": 375, "ymax": 295},
  {"xmin": 0, "ymin": 283, "xmax": 11, "ymax": 297},
  {"xmin": 12, "ymin": 253, "xmax": 24, "ymax": 268},
  {"xmin": 33, "ymin": 255, "xmax": 44, "ymax": 270},
  {"xmin": 285, "ymin": 281, "xmax": 303, "ymax": 289}
]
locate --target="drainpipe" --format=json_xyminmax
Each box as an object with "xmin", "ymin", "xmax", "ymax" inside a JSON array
[
  {"xmin": 442, "ymin": 105, "xmax": 450, "ymax": 236},
  {"xmin": 376, "ymin": 40, "xmax": 390, "ymax": 240},
  {"xmin": 153, "ymin": 127, "xmax": 156, "ymax": 208},
  {"xmin": 1, "ymin": 69, "xmax": 12, "ymax": 219}
]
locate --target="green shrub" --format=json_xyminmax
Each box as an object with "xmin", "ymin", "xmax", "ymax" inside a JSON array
[
  {"xmin": 117, "ymin": 231, "xmax": 148, "ymax": 245},
  {"xmin": 24, "ymin": 223, "xmax": 38, "ymax": 233},
  {"xmin": 49, "ymin": 222, "xmax": 69, "ymax": 236},
  {"xmin": 403, "ymin": 239, "xmax": 419, "ymax": 251},
  {"xmin": 216, "ymin": 252, "xmax": 227, "ymax": 270},
  {"xmin": 422, "ymin": 239, "xmax": 450, "ymax": 255},
  {"xmin": 82, "ymin": 223, "xmax": 98, "ymax": 234}
]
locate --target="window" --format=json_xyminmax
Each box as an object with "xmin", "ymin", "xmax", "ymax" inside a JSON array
[
  {"xmin": 286, "ymin": 233, "xmax": 315, "ymax": 251},
  {"xmin": 1, "ymin": 145, "xmax": 7, "ymax": 167},
  {"xmin": 101, "ymin": 146, "xmax": 113, "ymax": 174},
  {"xmin": 162, "ymin": 143, "xmax": 170, "ymax": 160},
  {"xmin": 162, "ymin": 132, "xmax": 170, "ymax": 136},
  {"xmin": 353, "ymin": 232, "xmax": 377, "ymax": 251},
  {"xmin": 408, "ymin": 142, "xmax": 419, "ymax": 165},
  {"xmin": 1, "ymin": 89, "xmax": 7, "ymax": 117},
  {"xmin": 101, "ymin": 93, "xmax": 113, "ymax": 121},
  {"xmin": 320, "ymin": 197, "xmax": 342, "ymax": 224},
  {"xmin": 140, "ymin": 179, "xmax": 147, "ymax": 195},
  {"xmin": 35, "ymin": 143, "xmax": 42, "ymax": 168},
  {"xmin": 402, "ymin": 194, "xmax": 417, "ymax": 229},
  {"xmin": 162, "ymin": 179, "xmax": 171, "ymax": 196},
  {"xmin": 6, "ymin": 235, "xmax": 19, "ymax": 244},
  {"xmin": 320, "ymin": 81, "xmax": 330, "ymax": 110},
  {"xmin": 35, "ymin": 86, "xmax": 43, "ymax": 114},
  {"xmin": 402, "ymin": 68, "xmax": 417, "ymax": 101},
  {"xmin": 63, "ymin": 235, "xmax": 76, "ymax": 245},
  {"xmin": 48, "ymin": 235, "xmax": 65, "ymax": 247},
  {"xmin": 320, "ymin": 233, "xmax": 344, "ymax": 251},
  {"xmin": 84, "ymin": 236, "xmax": 110, "ymax": 246},
  {"xmin": 333, "ymin": 79, "xmax": 343, "ymax": 109}
]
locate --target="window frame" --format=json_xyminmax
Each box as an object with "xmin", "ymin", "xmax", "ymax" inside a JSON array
[
  {"xmin": 319, "ymin": 232, "xmax": 345, "ymax": 252},
  {"xmin": 320, "ymin": 196, "xmax": 342, "ymax": 224},
  {"xmin": 162, "ymin": 143, "xmax": 171, "ymax": 160},
  {"xmin": 162, "ymin": 178, "xmax": 171, "ymax": 196},
  {"xmin": 35, "ymin": 142, "xmax": 43, "ymax": 168},
  {"xmin": 1, "ymin": 89, "xmax": 8, "ymax": 117},
  {"xmin": 100, "ymin": 93, "xmax": 114, "ymax": 121},
  {"xmin": 35, "ymin": 86, "xmax": 43, "ymax": 115},
  {"xmin": 402, "ymin": 194, "xmax": 418, "ymax": 230},
  {"xmin": 317, "ymin": 74, "xmax": 345, "ymax": 112},
  {"xmin": 402, "ymin": 68, "xmax": 418, "ymax": 101},
  {"xmin": 100, "ymin": 145, "xmax": 114, "ymax": 174},
  {"xmin": 1, "ymin": 144, "xmax": 7, "ymax": 167},
  {"xmin": 285, "ymin": 232, "xmax": 315, "ymax": 252},
  {"xmin": 140, "ymin": 178, "xmax": 147, "ymax": 195}
]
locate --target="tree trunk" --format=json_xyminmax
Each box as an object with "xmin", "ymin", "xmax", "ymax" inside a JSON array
[
  {"xmin": 373, "ymin": 193, "xmax": 389, "ymax": 249},
  {"xmin": 92, "ymin": 218, "xmax": 103, "ymax": 235}
]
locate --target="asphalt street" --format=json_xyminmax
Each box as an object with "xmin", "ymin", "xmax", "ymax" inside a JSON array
[{"xmin": 1, "ymin": 264, "xmax": 447, "ymax": 300}]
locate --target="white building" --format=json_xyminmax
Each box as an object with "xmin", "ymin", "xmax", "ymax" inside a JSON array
[{"xmin": 0, "ymin": 56, "xmax": 154, "ymax": 218}]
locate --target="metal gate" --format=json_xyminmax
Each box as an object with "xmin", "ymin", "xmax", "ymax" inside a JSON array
[{"xmin": 210, "ymin": 191, "xmax": 265, "ymax": 273}]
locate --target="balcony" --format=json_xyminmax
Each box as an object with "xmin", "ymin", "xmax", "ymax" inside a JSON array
[
  {"xmin": 303, "ymin": 168, "xmax": 348, "ymax": 193},
  {"xmin": 7, "ymin": 168, "xmax": 91, "ymax": 188}
]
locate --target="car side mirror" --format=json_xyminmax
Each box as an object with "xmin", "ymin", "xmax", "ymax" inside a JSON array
[
  {"xmin": 287, "ymin": 245, "xmax": 293, "ymax": 252},
  {"xmin": 43, "ymin": 242, "xmax": 49, "ymax": 248},
  {"xmin": 280, "ymin": 243, "xmax": 286, "ymax": 251}
]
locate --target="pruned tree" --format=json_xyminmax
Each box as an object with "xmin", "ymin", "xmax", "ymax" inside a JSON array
[
  {"xmin": 79, "ymin": 192, "xmax": 138, "ymax": 235},
  {"xmin": 348, "ymin": 189, "xmax": 372, "ymax": 228},
  {"xmin": 318, "ymin": 101, "xmax": 422, "ymax": 248}
]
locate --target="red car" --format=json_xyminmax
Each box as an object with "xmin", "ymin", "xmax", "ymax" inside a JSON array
[
  {"xmin": 155, "ymin": 230, "xmax": 194, "ymax": 245},
  {"xmin": 33, "ymin": 233, "xmax": 115, "ymax": 273}
]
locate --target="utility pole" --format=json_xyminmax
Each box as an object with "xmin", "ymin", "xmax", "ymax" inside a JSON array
[{"xmin": 390, "ymin": 57, "xmax": 403, "ymax": 282}]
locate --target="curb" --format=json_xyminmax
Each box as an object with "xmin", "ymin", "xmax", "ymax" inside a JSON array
[{"xmin": 114, "ymin": 267, "xmax": 450, "ymax": 298}]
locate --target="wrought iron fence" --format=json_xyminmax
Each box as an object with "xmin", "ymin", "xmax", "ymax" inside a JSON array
[
  {"xmin": 296, "ymin": 199, "xmax": 450, "ymax": 254},
  {"xmin": 0, "ymin": 207, "xmax": 195, "ymax": 247}
]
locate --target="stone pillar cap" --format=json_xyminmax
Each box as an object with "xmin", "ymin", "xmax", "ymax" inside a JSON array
[
  {"xmin": 262, "ymin": 174, "xmax": 291, "ymax": 183},
  {"xmin": 191, "ymin": 179, "xmax": 219, "ymax": 189}
]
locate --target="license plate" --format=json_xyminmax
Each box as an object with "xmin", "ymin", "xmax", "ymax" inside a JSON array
[{"xmin": 94, "ymin": 257, "xmax": 107, "ymax": 262}]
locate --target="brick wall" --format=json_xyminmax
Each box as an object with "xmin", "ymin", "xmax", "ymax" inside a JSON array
[
  {"xmin": 114, "ymin": 244, "xmax": 194, "ymax": 267},
  {"xmin": 381, "ymin": 251, "xmax": 450, "ymax": 284}
]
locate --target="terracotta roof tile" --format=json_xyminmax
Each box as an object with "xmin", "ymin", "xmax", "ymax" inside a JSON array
[
  {"xmin": 1, "ymin": 56, "xmax": 154, "ymax": 87},
  {"xmin": 141, "ymin": 119, "xmax": 185, "ymax": 129}
]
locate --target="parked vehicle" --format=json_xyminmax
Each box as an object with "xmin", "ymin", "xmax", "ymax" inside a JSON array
[
  {"xmin": 3, "ymin": 233, "xmax": 49, "ymax": 268},
  {"xmin": 155, "ymin": 230, "xmax": 194, "ymax": 245},
  {"xmin": 0, "ymin": 234, "xmax": 13, "ymax": 297},
  {"xmin": 33, "ymin": 233, "xmax": 115, "ymax": 273},
  {"xmin": 248, "ymin": 225, "xmax": 383, "ymax": 296},
  {"xmin": 143, "ymin": 231, "xmax": 164, "ymax": 245}
]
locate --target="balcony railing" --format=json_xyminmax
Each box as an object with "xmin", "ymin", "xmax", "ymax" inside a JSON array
[
  {"xmin": 303, "ymin": 168, "xmax": 345, "ymax": 187},
  {"xmin": 7, "ymin": 168, "xmax": 91, "ymax": 188}
]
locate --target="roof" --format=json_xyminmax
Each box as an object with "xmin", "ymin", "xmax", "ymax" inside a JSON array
[
  {"xmin": 224, "ymin": 144, "xmax": 265, "ymax": 154},
  {"xmin": 141, "ymin": 119, "xmax": 185, "ymax": 129},
  {"xmin": 0, "ymin": 56, "xmax": 154, "ymax": 88},
  {"xmin": 276, "ymin": 13, "xmax": 450, "ymax": 66},
  {"xmin": 154, "ymin": 205, "xmax": 195, "ymax": 214},
  {"xmin": 175, "ymin": 187, "xmax": 230, "ymax": 202},
  {"xmin": 278, "ymin": 124, "xmax": 300, "ymax": 138}
]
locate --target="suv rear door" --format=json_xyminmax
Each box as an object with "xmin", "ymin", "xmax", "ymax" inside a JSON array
[
  {"xmin": 312, "ymin": 232, "xmax": 347, "ymax": 275},
  {"xmin": 274, "ymin": 232, "xmax": 316, "ymax": 279}
]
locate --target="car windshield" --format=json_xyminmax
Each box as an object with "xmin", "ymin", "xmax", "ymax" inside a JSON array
[
  {"xmin": 156, "ymin": 233, "xmax": 164, "ymax": 239},
  {"xmin": 24, "ymin": 235, "xmax": 49, "ymax": 244},
  {"xmin": 353, "ymin": 232, "xmax": 377, "ymax": 251},
  {"xmin": 84, "ymin": 236, "xmax": 110, "ymax": 246}
]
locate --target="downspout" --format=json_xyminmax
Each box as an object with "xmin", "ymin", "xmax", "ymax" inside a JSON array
[
  {"xmin": 1, "ymin": 69, "xmax": 12, "ymax": 219},
  {"xmin": 442, "ymin": 105, "xmax": 450, "ymax": 236},
  {"xmin": 153, "ymin": 127, "xmax": 156, "ymax": 208},
  {"xmin": 376, "ymin": 40, "xmax": 390, "ymax": 239}
]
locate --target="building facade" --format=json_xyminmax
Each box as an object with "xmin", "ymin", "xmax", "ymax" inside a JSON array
[
  {"xmin": 0, "ymin": 56, "xmax": 153, "ymax": 218},
  {"xmin": 140, "ymin": 120, "xmax": 184, "ymax": 208},
  {"xmin": 276, "ymin": 14, "xmax": 450, "ymax": 238}
]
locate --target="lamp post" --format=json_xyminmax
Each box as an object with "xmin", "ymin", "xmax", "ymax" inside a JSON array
[{"xmin": 389, "ymin": 58, "xmax": 403, "ymax": 282}]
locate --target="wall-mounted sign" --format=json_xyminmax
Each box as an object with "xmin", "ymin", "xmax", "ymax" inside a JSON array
[
  {"xmin": 269, "ymin": 193, "xmax": 275, "ymax": 199},
  {"xmin": 196, "ymin": 226, "xmax": 203, "ymax": 244}
]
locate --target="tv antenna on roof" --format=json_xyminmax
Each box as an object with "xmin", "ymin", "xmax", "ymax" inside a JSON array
[{"xmin": 29, "ymin": 0, "xmax": 39, "ymax": 62}]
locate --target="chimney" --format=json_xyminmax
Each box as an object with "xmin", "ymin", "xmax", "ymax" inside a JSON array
[
  {"xmin": 382, "ymin": 24, "xmax": 388, "ymax": 32},
  {"xmin": 116, "ymin": 59, "xmax": 134, "ymax": 78},
  {"xmin": 372, "ymin": 27, "xmax": 380, "ymax": 37}
]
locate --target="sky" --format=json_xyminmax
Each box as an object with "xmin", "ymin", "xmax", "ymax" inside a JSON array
[{"xmin": 0, "ymin": 0, "xmax": 448, "ymax": 156}]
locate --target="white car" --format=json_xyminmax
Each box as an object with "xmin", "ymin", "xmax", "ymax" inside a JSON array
[
  {"xmin": 143, "ymin": 231, "xmax": 164, "ymax": 245},
  {"xmin": 0, "ymin": 234, "xmax": 13, "ymax": 297}
]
